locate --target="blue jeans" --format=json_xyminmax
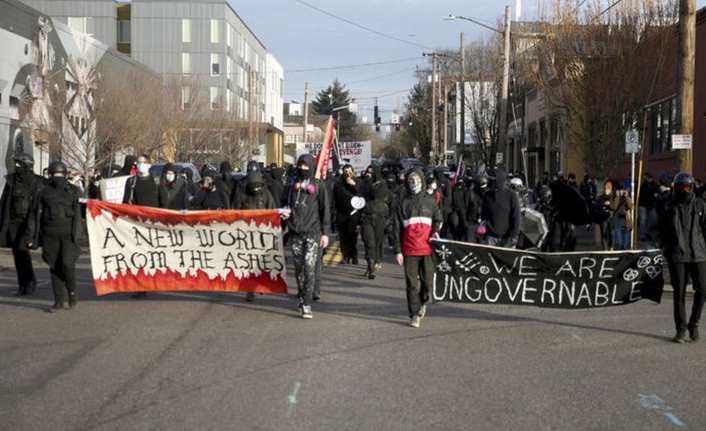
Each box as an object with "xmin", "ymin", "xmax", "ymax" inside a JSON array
[{"xmin": 613, "ymin": 225, "xmax": 631, "ymax": 250}]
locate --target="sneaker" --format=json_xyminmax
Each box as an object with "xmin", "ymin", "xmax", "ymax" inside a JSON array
[
  {"xmin": 313, "ymin": 293, "xmax": 321, "ymax": 301},
  {"xmin": 49, "ymin": 302, "xmax": 63, "ymax": 313},
  {"xmin": 68, "ymin": 293, "xmax": 77, "ymax": 308},
  {"xmin": 418, "ymin": 305, "xmax": 427, "ymax": 319},
  {"xmin": 409, "ymin": 315, "xmax": 421, "ymax": 328},
  {"xmin": 688, "ymin": 324, "xmax": 699, "ymax": 342},
  {"xmin": 301, "ymin": 305, "xmax": 313, "ymax": 319},
  {"xmin": 352, "ymin": 257, "xmax": 358, "ymax": 265},
  {"xmin": 367, "ymin": 270, "xmax": 376, "ymax": 280},
  {"xmin": 673, "ymin": 331, "xmax": 686, "ymax": 343},
  {"xmin": 374, "ymin": 262, "xmax": 382, "ymax": 271}
]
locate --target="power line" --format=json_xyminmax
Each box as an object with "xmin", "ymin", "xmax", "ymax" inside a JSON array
[
  {"xmin": 287, "ymin": 57, "xmax": 420, "ymax": 73},
  {"xmin": 291, "ymin": 0, "xmax": 435, "ymax": 50}
]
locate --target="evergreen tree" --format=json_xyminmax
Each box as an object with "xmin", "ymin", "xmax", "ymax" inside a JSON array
[{"xmin": 312, "ymin": 79, "xmax": 357, "ymax": 140}]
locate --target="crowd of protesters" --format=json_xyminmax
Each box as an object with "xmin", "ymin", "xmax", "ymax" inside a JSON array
[{"xmin": 1, "ymin": 152, "xmax": 704, "ymax": 340}]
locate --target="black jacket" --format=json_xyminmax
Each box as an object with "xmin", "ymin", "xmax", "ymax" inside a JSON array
[
  {"xmin": 659, "ymin": 193, "xmax": 706, "ymax": 263},
  {"xmin": 360, "ymin": 165, "xmax": 392, "ymax": 219},
  {"xmin": 333, "ymin": 175, "xmax": 360, "ymax": 223},
  {"xmin": 26, "ymin": 179, "xmax": 84, "ymax": 246},
  {"xmin": 480, "ymin": 168, "xmax": 521, "ymax": 243},
  {"xmin": 0, "ymin": 172, "xmax": 44, "ymax": 248},
  {"xmin": 282, "ymin": 154, "xmax": 331, "ymax": 236},
  {"xmin": 233, "ymin": 171, "xmax": 276, "ymax": 210}
]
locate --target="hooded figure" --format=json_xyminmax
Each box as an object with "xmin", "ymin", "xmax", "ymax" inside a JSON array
[
  {"xmin": 233, "ymin": 170, "xmax": 276, "ymax": 210},
  {"xmin": 192, "ymin": 169, "xmax": 229, "ymax": 210},
  {"xmin": 359, "ymin": 164, "xmax": 392, "ymax": 279},
  {"xmin": 281, "ymin": 153, "xmax": 330, "ymax": 319},
  {"xmin": 158, "ymin": 162, "xmax": 187, "ymax": 210},
  {"xmin": 392, "ymin": 168, "xmax": 442, "ymax": 328},
  {"xmin": 333, "ymin": 163, "xmax": 361, "ymax": 264},
  {"xmin": 217, "ymin": 161, "xmax": 237, "ymax": 203},
  {"xmin": 0, "ymin": 152, "xmax": 45, "ymax": 295},
  {"xmin": 267, "ymin": 166, "xmax": 286, "ymax": 204},
  {"xmin": 479, "ymin": 167, "xmax": 521, "ymax": 248}
]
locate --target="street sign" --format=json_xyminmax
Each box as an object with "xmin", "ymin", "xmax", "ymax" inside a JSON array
[
  {"xmin": 671, "ymin": 134, "xmax": 692, "ymax": 150},
  {"xmin": 625, "ymin": 129, "xmax": 639, "ymax": 154}
]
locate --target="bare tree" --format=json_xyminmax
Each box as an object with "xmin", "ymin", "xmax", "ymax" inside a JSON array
[{"xmin": 529, "ymin": 0, "xmax": 678, "ymax": 180}]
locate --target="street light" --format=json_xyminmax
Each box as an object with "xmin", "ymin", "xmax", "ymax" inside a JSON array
[{"xmin": 446, "ymin": 8, "xmax": 511, "ymax": 166}]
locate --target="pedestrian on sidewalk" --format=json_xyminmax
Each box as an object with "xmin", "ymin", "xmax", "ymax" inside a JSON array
[
  {"xmin": 393, "ymin": 169, "xmax": 442, "ymax": 328},
  {"xmin": 658, "ymin": 172, "xmax": 706, "ymax": 343},
  {"xmin": 280, "ymin": 154, "xmax": 330, "ymax": 319},
  {"xmin": 26, "ymin": 161, "xmax": 84, "ymax": 312}
]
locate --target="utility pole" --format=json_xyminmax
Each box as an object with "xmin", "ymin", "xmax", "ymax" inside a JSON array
[
  {"xmin": 498, "ymin": 5, "xmax": 511, "ymax": 166},
  {"xmin": 248, "ymin": 68, "xmax": 254, "ymax": 161},
  {"xmin": 303, "ymin": 82, "xmax": 309, "ymax": 144},
  {"xmin": 676, "ymin": 0, "xmax": 695, "ymax": 173},
  {"xmin": 437, "ymin": 57, "xmax": 444, "ymax": 165},
  {"xmin": 431, "ymin": 54, "xmax": 438, "ymax": 165},
  {"xmin": 460, "ymin": 32, "xmax": 466, "ymax": 164}
]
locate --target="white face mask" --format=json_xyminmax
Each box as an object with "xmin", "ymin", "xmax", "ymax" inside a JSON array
[
  {"xmin": 409, "ymin": 180, "xmax": 422, "ymax": 195},
  {"xmin": 429, "ymin": 182, "xmax": 437, "ymax": 191},
  {"xmin": 137, "ymin": 162, "xmax": 150, "ymax": 175},
  {"xmin": 165, "ymin": 173, "xmax": 176, "ymax": 182}
]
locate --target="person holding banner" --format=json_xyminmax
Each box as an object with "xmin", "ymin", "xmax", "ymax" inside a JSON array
[
  {"xmin": 480, "ymin": 167, "xmax": 521, "ymax": 248},
  {"xmin": 26, "ymin": 161, "xmax": 84, "ymax": 312},
  {"xmin": 659, "ymin": 172, "xmax": 706, "ymax": 343},
  {"xmin": 393, "ymin": 169, "xmax": 442, "ymax": 328},
  {"xmin": 281, "ymin": 154, "xmax": 330, "ymax": 319},
  {"xmin": 192, "ymin": 169, "xmax": 230, "ymax": 210},
  {"xmin": 123, "ymin": 154, "xmax": 160, "ymax": 298},
  {"xmin": 158, "ymin": 163, "xmax": 188, "ymax": 210}
]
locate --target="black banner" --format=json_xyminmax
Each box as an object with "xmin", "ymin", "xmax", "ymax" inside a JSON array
[{"xmin": 431, "ymin": 239, "xmax": 664, "ymax": 308}]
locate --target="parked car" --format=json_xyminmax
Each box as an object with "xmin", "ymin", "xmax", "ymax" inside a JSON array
[{"xmin": 150, "ymin": 163, "xmax": 201, "ymax": 183}]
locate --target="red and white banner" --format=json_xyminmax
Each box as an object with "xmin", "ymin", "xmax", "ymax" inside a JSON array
[
  {"xmin": 86, "ymin": 200, "xmax": 287, "ymax": 296},
  {"xmin": 314, "ymin": 116, "xmax": 336, "ymax": 179}
]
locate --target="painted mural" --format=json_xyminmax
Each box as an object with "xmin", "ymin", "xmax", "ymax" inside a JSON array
[{"xmin": 0, "ymin": 3, "xmax": 108, "ymax": 189}]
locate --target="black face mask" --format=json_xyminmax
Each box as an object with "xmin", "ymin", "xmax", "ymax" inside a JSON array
[
  {"xmin": 15, "ymin": 163, "xmax": 31, "ymax": 176},
  {"xmin": 298, "ymin": 168, "xmax": 311, "ymax": 180},
  {"xmin": 675, "ymin": 190, "xmax": 694, "ymax": 204},
  {"xmin": 51, "ymin": 177, "xmax": 68, "ymax": 188}
]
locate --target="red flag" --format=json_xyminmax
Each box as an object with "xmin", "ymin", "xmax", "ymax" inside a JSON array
[
  {"xmin": 315, "ymin": 117, "xmax": 336, "ymax": 179},
  {"xmin": 452, "ymin": 160, "xmax": 464, "ymax": 188}
]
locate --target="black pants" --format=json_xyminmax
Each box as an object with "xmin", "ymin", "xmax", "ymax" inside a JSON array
[
  {"xmin": 559, "ymin": 222, "xmax": 576, "ymax": 252},
  {"xmin": 42, "ymin": 235, "xmax": 80, "ymax": 304},
  {"xmin": 361, "ymin": 214, "xmax": 385, "ymax": 263},
  {"xmin": 668, "ymin": 260, "xmax": 706, "ymax": 332},
  {"xmin": 336, "ymin": 216, "xmax": 358, "ymax": 260},
  {"xmin": 291, "ymin": 234, "xmax": 319, "ymax": 307},
  {"xmin": 404, "ymin": 255, "xmax": 433, "ymax": 318},
  {"xmin": 8, "ymin": 222, "xmax": 36, "ymax": 293}
]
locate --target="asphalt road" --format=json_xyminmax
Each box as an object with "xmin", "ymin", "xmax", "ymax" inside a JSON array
[{"xmin": 0, "ymin": 242, "xmax": 704, "ymax": 431}]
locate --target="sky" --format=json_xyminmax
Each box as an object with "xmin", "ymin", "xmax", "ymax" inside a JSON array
[{"xmin": 230, "ymin": 0, "xmax": 706, "ymax": 124}]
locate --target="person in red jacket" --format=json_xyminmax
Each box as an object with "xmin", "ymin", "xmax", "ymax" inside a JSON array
[{"xmin": 393, "ymin": 169, "xmax": 442, "ymax": 328}]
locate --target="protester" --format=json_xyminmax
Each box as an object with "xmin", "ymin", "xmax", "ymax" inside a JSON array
[
  {"xmin": 118, "ymin": 155, "xmax": 138, "ymax": 177},
  {"xmin": 158, "ymin": 163, "xmax": 188, "ymax": 210},
  {"xmin": 359, "ymin": 164, "xmax": 392, "ymax": 279},
  {"xmin": 611, "ymin": 182, "xmax": 634, "ymax": 250},
  {"xmin": 192, "ymin": 169, "xmax": 230, "ymax": 210},
  {"xmin": 0, "ymin": 153, "xmax": 45, "ymax": 296},
  {"xmin": 179, "ymin": 167, "xmax": 199, "ymax": 197},
  {"xmin": 217, "ymin": 161, "xmax": 237, "ymax": 205},
  {"xmin": 393, "ymin": 169, "xmax": 442, "ymax": 328},
  {"xmin": 449, "ymin": 178, "xmax": 468, "ymax": 241},
  {"xmin": 464, "ymin": 173, "xmax": 487, "ymax": 242},
  {"xmin": 536, "ymin": 185, "xmax": 559, "ymax": 252},
  {"xmin": 123, "ymin": 154, "xmax": 160, "ymax": 298},
  {"xmin": 233, "ymin": 169, "xmax": 277, "ymax": 301},
  {"xmin": 281, "ymin": 154, "xmax": 330, "ymax": 318},
  {"xmin": 638, "ymin": 172, "xmax": 658, "ymax": 244},
  {"xmin": 479, "ymin": 167, "xmax": 521, "ymax": 248},
  {"xmin": 658, "ymin": 172, "xmax": 706, "ymax": 343},
  {"xmin": 594, "ymin": 181, "xmax": 615, "ymax": 251},
  {"xmin": 26, "ymin": 161, "xmax": 84, "ymax": 312},
  {"xmin": 332, "ymin": 164, "xmax": 360, "ymax": 265}
]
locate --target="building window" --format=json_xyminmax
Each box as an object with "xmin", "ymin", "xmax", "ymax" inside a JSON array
[
  {"xmin": 650, "ymin": 97, "xmax": 676, "ymax": 155},
  {"xmin": 210, "ymin": 19, "xmax": 219, "ymax": 43},
  {"xmin": 182, "ymin": 19, "xmax": 191, "ymax": 43},
  {"xmin": 211, "ymin": 53, "xmax": 220, "ymax": 76},
  {"xmin": 67, "ymin": 17, "xmax": 94, "ymax": 35},
  {"xmin": 182, "ymin": 53, "xmax": 191, "ymax": 75},
  {"xmin": 210, "ymin": 87, "xmax": 220, "ymax": 110},
  {"xmin": 181, "ymin": 86, "xmax": 190, "ymax": 110},
  {"xmin": 117, "ymin": 20, "xmax": 131, "ymax": 43}
]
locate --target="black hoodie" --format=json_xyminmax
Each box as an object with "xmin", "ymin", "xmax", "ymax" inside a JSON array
[
  {"xmin": 233, "ymin": 171, "xmax": 276, "ymax": 210},
  {"xmin": 480, "ymin": 167, "xmax": 521, "ymax": 243},
  {"xmin": 360, "ymin": 164, "xmax": 392, "ymax": 218},
  {"xmin": 283, "ymin": 154, "xmax": 330, "ymax": 236}
]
